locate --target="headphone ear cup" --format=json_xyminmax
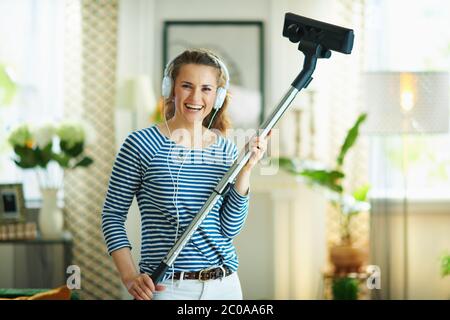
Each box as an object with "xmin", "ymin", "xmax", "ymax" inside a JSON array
[
  {"xmin": 162, "ymin": 75, "xmax": 172, "ymax": 98},
  {"xmin": 214, "ymin": 87, "xmax": 227, "ymax": 110}
]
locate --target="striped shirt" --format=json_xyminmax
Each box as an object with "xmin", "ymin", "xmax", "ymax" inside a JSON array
[{"xmin": 101, "ymin": 124, "xmax": 249, "ymax": 280}]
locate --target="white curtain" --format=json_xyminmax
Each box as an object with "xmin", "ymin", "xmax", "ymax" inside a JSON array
[
  {"xmin": 366, "ymin": 0, "xmax": 450, "ymax": 299},
  {"xmin": 0, "ymin": 0, "xmax": 65, "ymax": 201}
]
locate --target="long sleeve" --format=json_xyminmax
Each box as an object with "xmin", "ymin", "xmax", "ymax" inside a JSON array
[
  {"xmin": 219, "ymin": 184, "xmax": 249, "ymax": 239},
  {"xmin": 101, "ymin": 133, "xmax": 142, "ymax": 255},
  {"xmin": 219, "ymin": 143, "xmax": 250, "ymax": 239}
]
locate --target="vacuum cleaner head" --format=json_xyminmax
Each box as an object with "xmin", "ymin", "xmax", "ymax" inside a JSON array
[{"xmin": 283, "ymin": 12, "xmax": 354, "ymax": 54}]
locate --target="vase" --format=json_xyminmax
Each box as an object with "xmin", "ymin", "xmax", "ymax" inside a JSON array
[
  {"xmin": 38, "ymin": 188, "xmax": 64, "ymax": 239},
  {"xmin": 329, "ymin": 244, "xmax": 368, "ymax": 274}
]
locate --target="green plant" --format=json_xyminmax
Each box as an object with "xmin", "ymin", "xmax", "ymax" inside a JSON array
[
  {"xmin": 0, "ymin": 63, "xmax": 17, "ymax": 106},
  {"xmin": 0, "ymin": 63, "xmax": 18, "ymax": 173},
  {"xmin": 441, "ymin": 253, "xmax": 450, "ymax": 277},
  {"xmin": 332, "ymin": 277, "xmax": 359, "ymax": 300},
  {"xmin": 279, "ymin": 113, "xmax": 369, "ymax": 244},
  {"xmin": 7, "ymin": 121, "xmax": 94, "ymax": 188}
]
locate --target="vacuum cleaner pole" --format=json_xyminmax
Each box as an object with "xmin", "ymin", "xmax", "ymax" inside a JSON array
[{"xmin": 151, "ymin": 13, "xmax": 354, "ymax": 284}]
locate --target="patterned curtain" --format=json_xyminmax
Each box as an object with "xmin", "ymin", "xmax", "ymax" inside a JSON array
[
  {"xmin": 63, "ymin": 0, "xmax": 122, "ymax": 299},
  {"xmin": 325, "ymin": 0, "xmax": 370, "ymax": 250}
]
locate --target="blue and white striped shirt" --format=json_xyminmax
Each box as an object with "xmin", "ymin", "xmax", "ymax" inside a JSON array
[{"xmin": 102, "ymin": 125, "xmax": 249, "ymax": 280}]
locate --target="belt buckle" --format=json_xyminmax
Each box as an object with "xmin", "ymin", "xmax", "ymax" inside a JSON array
[
  {"xmin": 198, "ymin": 268, "xmax": 210, "ymax": 282},
  {"xmin": 199, "ymin": 266, "xmax": 227, "ymax": 282}
]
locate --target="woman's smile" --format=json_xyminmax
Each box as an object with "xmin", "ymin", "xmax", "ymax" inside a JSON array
[{"xmin": 184, "ymin": 103, "xmax": 205, "ymax": 112}]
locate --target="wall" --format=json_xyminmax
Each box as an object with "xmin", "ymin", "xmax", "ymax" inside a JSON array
[{"xmin": 371, "ymin": 199, "xmax": 450, "ymax": 299}]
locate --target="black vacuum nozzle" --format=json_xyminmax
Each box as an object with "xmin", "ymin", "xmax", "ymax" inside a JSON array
[{"xmin": 283, "ymin": 12, "xmax": 354, "ymax": 54}]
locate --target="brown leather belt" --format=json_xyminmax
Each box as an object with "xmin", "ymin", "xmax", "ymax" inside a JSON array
[{"xmin": 171, "ymin": 266, "xmax": 233, "ymax": 281}]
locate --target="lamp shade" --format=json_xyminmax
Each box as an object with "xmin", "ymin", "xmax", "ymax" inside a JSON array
[
  {"xmin": 117, "ymin": 75, "xmax": 157, "ymax": 129},
  {"xmin": 362, "ymin": 72, "xmax": 449, "ymax": 134},
  {"xmin": 119, "ymin": 76, "xmax": 155, "ymax": 110}
]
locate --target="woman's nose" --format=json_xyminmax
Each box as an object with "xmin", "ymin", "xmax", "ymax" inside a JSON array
[{"xmin": 189, "ymin": 87, "xmax": 202, "ymax": 101}]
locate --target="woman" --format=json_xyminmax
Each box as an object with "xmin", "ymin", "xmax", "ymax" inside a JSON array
[{"xmin": 102, "ymin": 49, "xmax": 269, "ymax": 300}]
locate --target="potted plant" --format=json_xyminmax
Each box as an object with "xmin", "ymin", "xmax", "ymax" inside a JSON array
[
  {"xmin": 278, "ymin": 113, "xmax": 370, "ymax": 273},
  {"xmin": 7, "ymin": 121, "xmax": 94, "ymax": 238},
  {"xmin": 332, "ymin": 277, "xmax": 359, "ymax": 300}
]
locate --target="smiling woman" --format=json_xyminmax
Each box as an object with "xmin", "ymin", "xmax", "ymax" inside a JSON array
[{"xmin": 102, "ymin": 48, "xmax": 270, "ymax": 300}]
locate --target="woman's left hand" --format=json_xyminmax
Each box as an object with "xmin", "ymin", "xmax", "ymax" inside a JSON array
[{"xmin": 244, "ymin": 130, "xmax": 271, "ymax": 171}]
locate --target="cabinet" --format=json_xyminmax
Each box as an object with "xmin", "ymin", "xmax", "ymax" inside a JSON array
[
  {"xmin": 0, "ymin": 232, "xmax": 73, "ymax": 289},
  {"xmin": 234, "ymin": 169, "xmax": 328, "ymax": 299}
]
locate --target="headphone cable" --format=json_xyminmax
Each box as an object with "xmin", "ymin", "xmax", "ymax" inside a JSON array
[{"xmin": 207, "ymin": 108, "xmax": 220, "ymax": 129}]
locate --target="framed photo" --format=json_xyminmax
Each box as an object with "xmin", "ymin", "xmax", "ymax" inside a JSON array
[
  {"xmin": 0, "ymin": 183, "xmax": 26, "ymax": 223},
  {"xmin": 163, "ymin": 21, "xmax": 265, "ymax": 130}
]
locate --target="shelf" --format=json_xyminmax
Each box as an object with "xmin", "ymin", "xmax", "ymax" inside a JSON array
[{"xmin": 0, "ymin": 231, "xmax": 73, "ymax": 244}]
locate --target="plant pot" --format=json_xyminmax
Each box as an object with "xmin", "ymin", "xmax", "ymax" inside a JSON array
[
  {"xmin": 330, "ymin": 244, "xmax": 367, "ymax": 273},
  {"xmin": 38, "ymin": 188, "xmax": 64, "ymax": 239}
]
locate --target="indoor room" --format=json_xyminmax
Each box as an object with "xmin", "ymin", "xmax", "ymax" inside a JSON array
[{"xmin": 0, "ymin": 0, "xmax": 449, "ymax": 301}]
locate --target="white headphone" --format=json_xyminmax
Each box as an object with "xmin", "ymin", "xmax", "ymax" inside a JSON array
[{"xmin": 161, "ymin": 50, "xmax": 230, "ymax": 110}]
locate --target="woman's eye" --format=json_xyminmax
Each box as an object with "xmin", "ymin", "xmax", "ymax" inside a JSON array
[
  {"xmin": 203, "ymin": 87, "xmax": 212, "ymax": 92},
  {"xmin": 182, "ymin": 84, "xmax": 191, "ymax": 89}
]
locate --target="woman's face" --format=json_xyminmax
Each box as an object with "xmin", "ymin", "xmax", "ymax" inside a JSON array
[{"xmin": 172, "ymin": 63, "xmax": 219, "ymax": 125}]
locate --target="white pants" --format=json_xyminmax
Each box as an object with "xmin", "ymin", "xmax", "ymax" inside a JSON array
[{"xmin": 152, "ymin": 272, "xmax": 243, "ymax": 300}]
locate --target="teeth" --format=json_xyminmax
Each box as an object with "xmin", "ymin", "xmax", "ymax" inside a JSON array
[{"xmin": 185, "ymin": 104, "xmax": 203, "ymax": 110}]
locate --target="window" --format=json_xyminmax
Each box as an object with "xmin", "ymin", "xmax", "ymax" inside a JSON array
[
  {"xmin": 0, "ymin": 0, "xmax": 65, "ymax": 203},
  {"xmin": 365, "ymin": 0, "xmax": 450, "ymax": 199}
]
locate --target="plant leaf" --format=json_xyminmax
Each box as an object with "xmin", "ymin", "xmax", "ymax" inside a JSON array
[
  {"xmin": 0, "ymin": 64, "xmax": 17, "ymax": 106},
  {"xmin": 13, "ymin": 146, "xmax": 38, "ymax": 168},
  {"xmin": 300, "ymin": 169, "xmax": 345, "ymax": 193},
  {"xmin": 73, "ymin": 156, "xmax": 93, "ymax": 168},
  {"xmin": 441, "ymin": 253, "xmax": 450, "ymax": 277},
  {"xmin": 353, "ymin": 184, "xmax": 370, "ymax": 202},
  {"xmin": 278, "ymin": 157, "xmax": 299, "ymax": 174},
  {"xmin": 14, "ymin": 159, "xmax": 35, "ymax": 169},
  {"xmin": 35, "ymin": 143, "xmax": 53, "ymax": 168},
  {"xmin": 336, "ymin": 113, "xmax": 367, "ymax": 167},
  {"xmin": 332, "ymin": 277, "xmax": 359, "ymax": 300},
  {"xmin": 51, "ymin": 153, "xmax": 70, "ymax": 168},
  {"xmin": 60, "ymin": 141, "xmax": 83, "ymax": 157}
]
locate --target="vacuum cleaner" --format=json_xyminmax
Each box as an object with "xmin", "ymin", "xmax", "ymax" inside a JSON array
[{"xmin": 151, "ymin": 12, "xmax": 355, "ymax": 284}]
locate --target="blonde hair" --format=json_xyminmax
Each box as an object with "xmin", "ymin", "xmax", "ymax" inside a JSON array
[{"xmin": 163, "ymin": 49, "xmax": 232, "ymax": 134}]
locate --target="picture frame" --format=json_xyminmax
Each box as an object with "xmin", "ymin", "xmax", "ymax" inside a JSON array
[
  {"xmin": 163, "ymin": 20, "xmax": 265, "ymax": 130},
  {"xmin": 0, "ymin": 183, "xmax": 26, "ymax": 224}
]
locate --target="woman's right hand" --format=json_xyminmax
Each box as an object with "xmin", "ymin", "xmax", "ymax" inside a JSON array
[{"xmin": 123, "ymin": 273, "xmax": 166, "ymax": 300}]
